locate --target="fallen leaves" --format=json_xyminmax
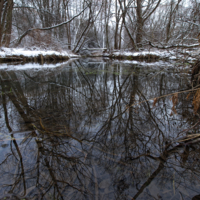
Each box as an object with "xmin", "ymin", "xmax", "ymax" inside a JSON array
[{"xmin": 193, "ymin": 88, "xmax": 200, "ymax": 114}]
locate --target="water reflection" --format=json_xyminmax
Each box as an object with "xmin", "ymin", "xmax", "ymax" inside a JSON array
[{"xmin": 0, "ymin": 59, "xmax": 198, "ymax": 199}]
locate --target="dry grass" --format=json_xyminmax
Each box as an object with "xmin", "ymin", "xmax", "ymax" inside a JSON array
[
  {"xmin": 186, "ymin": 92, "xmax": 191, "ymax": 100},
  {"xmin": 153, "ymin": 97, "xmax": 158, "ymax": 107},
  {"xmin": 193, "ymin": 88, "xmax": 200, "ymax": 114},
  {"xmin": 171, "ymin": 93, "xmax": 178, "ymax": 114}
]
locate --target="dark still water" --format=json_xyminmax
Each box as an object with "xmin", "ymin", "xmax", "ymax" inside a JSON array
[{"xmin": 0, "ymin": 59, "xmax": 199, "ymax": 200}]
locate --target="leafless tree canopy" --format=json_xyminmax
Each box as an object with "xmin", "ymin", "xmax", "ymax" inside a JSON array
[{"xmin": 0, "ymin": 0, "xmax": 199, "ymax": 51}]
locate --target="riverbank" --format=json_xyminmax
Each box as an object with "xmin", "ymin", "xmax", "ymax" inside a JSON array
[
  {"xmin": 0, "ymin": 47, "xmax": 79, "ymax": 63},
  {"xmin": 107, "ymin": 49, "xmax": 197, "ymax": 62},
  {"xmin": 0, "ymin": 47, "xmax": 198, "ymax": 64}
]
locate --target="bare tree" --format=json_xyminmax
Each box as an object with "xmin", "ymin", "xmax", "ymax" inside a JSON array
[
  {"xmin": 15, "ymin": 5, "xmax": 89, "ymax": 47},
  {"xmin": 0, "ymin": 0, "xmax": 14, "ymax": 47}
]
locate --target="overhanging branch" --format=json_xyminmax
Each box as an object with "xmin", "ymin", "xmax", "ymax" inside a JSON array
[{"xmin": 15, "ymin": 6, "xmax": 88, "ymax": 47}]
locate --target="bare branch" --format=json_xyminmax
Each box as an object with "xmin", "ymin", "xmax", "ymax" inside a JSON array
[
  {"xmin": 15, "ymin": 6, "xmax": 88, "ymax": 47},
  {"xmin": 176, "ymin": 19, "xmax": 200, "ymax": 27},
  {"xmin": 143, "ymin": 0, "xmax": 161, "ymax": 23},
  {"xmin": 148, "ymin": 41, "xmax": 199, "ymax": 49}
]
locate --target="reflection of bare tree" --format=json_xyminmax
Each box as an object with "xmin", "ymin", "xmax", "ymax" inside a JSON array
[{"xmin": 0, "ymin": 61, "xmax": 199, "ymax": 199}]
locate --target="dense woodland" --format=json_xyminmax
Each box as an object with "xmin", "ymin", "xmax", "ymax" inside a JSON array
[{"xmin": 0, "ymin": 0, "xmax": 200, "ymax": 53}]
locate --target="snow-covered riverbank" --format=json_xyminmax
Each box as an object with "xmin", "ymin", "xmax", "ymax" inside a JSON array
[
  {"xmin": 0, "ymin": 47, "xmax": 198, "ymax": 64},
  {"xmin": 0, "ymin": 47, "xmax": 79, "ymax": 58},
  {"xmin": 0, "ymin": 47, "xmax": 80, "ymax": 63},
  {"xmin": 108, "ymin": 49, "xmax": 197, "ymax": 62}
]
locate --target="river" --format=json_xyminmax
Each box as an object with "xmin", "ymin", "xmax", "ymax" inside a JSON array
[{"xmin": 0, "ymin": 58, "xmax": 198, "ymax": 200}]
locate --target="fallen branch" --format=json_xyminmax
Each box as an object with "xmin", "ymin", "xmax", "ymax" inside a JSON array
[{"xmin": 148, "ymin": 41, "xmax": 199, "ymax": 49}]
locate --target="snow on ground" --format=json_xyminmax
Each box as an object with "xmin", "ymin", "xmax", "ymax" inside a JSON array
[
  {"xmin": 0, "ymin": 47, "xmax": 79, "ymax": 58},
  {"xmin": 0, "ymin": 47, "xmax": 196, "ymax": 61},
  {"xmin": 112, "ymin": 50, "xmax": 169, "ymax": 57},
  {"xmin": 0, "ymin": 47, "xmax": 197, "ymax": 61},
  {"xmin": 111, "ymin": 49, "xmax": 196, "ymax": 61}
]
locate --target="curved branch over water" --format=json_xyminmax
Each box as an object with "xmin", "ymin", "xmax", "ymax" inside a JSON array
[{"xmin": 15, "ymin": 6, "xmax": 88, "ymax": 47}]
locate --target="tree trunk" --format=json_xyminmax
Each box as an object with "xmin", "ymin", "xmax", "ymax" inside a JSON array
[
  {"xmin": 166, "ymin": 0, "xmax": 174, "ymax": 43},
  {"xmin": 118, "ymin": 0, "xmax": 137, "ymax": 50},
  {"xmin": 136, "ymin": 0, "xmax": 143, "ymax": 46},
  {"xmin": 0, "ymin": 0, "xmax": 4, "ymax": 47},
  {"xmin": 2, "ymin": 0, "xmax": 14, "ymax": 47},
  {"xmin": 114, "ymin": 0, "xmax": 119, "ymax": 49}
]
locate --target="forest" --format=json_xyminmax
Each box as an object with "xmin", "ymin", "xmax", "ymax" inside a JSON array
[
  {"xmin": 1, "ymin": 1, "xmax": 200, "ymax": 199},
  {"xmin": 0, "ymin": 0, "xmax": 199, "ymax": 53}
]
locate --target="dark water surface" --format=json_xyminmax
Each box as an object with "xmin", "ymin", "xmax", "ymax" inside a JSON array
[{"xmin": 0, "ymin": 59, "xmax": 199, "ymax": 200}]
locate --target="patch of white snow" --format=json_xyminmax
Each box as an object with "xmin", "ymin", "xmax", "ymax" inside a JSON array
[{"xmin": 0, "ymin": 47, "xmax": 79, "ymax": 58}]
